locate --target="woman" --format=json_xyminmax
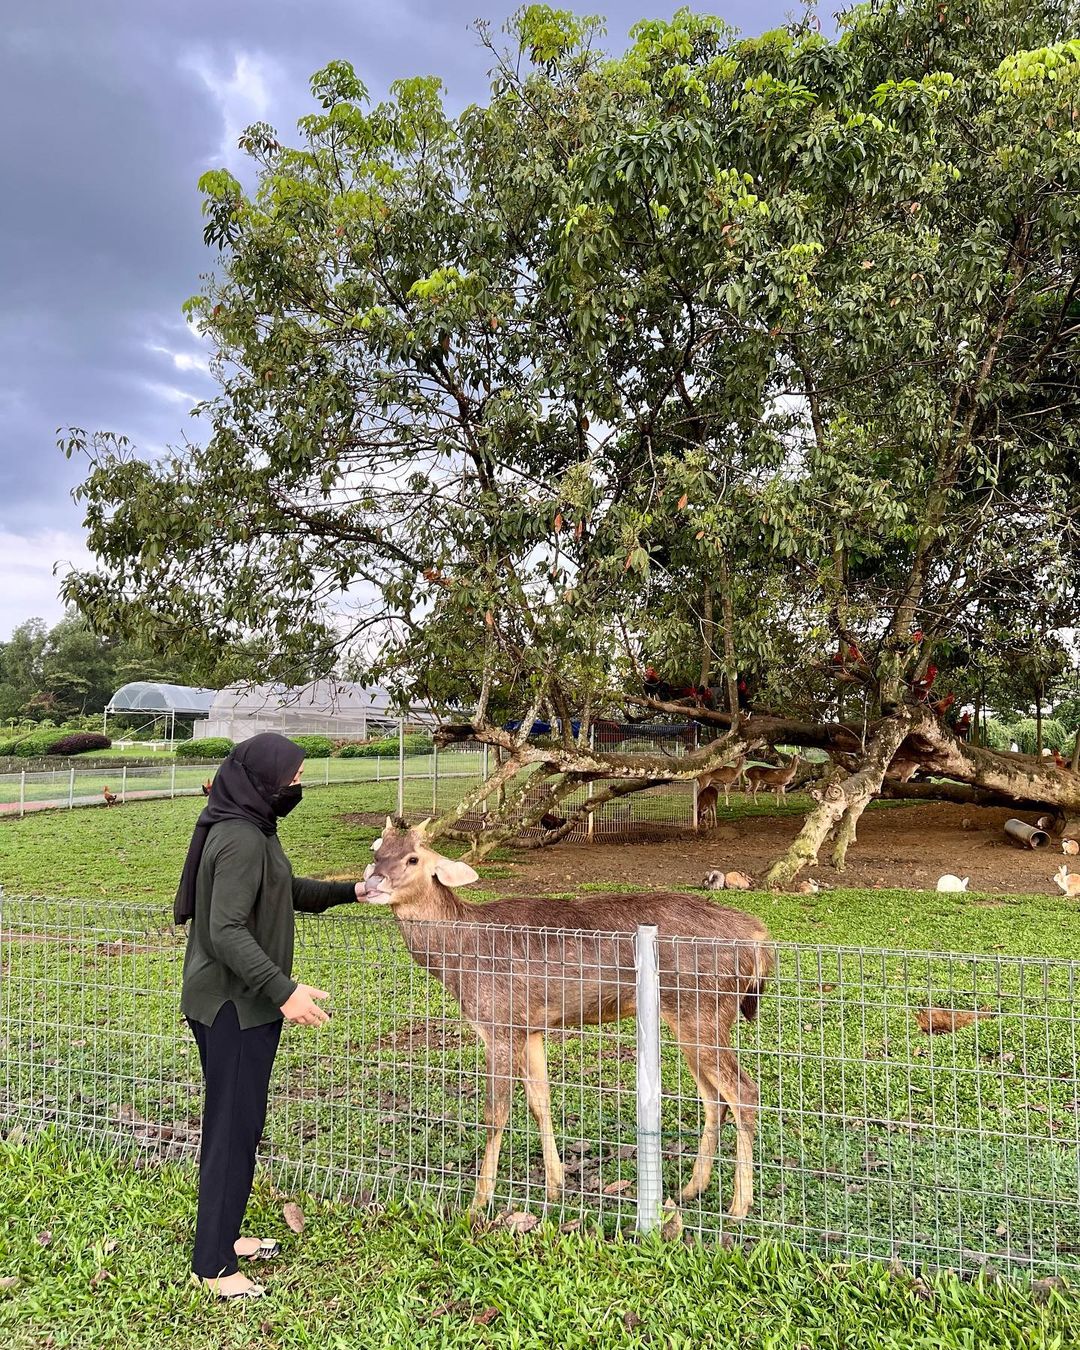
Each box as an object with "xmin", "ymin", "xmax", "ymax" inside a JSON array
[{"xmin": 175, "ymin": 732, "xmax": 362, "ymax": 1300}]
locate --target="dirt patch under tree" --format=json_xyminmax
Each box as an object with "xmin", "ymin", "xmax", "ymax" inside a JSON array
[{"xmin": 342, "ymin": 803, "xmax": 1070, "ymax": 897}]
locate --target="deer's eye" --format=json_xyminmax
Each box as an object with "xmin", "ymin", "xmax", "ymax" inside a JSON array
[{"xmin": 407, "ymin": 855, "xmax": 419, "ymax": 866}]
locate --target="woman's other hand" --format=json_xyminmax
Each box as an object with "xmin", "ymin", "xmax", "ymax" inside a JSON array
[{"xmin": 280, "ymin": 984, "xmax": 330, "ymax": 1026}]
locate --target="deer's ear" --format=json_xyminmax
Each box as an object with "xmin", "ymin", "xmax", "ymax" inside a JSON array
[{"xmin": 433, "ymin": 857, "xmax": 480, "ymax": 888}]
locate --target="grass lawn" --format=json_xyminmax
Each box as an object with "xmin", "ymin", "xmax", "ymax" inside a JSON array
[
  {"xmin": 2, "ymin": 791, "xmax": 1080, "ymax": 1346},
  {"xmin": 0, "ymin": 1133, "xmax": 1074, "ymax": 1350}
]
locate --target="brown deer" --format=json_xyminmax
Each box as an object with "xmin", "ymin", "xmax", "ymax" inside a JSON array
[
  {"xmin": 743, "ymin": 753, "xmax": 800, "ymax": 805},
  {"xmin": 361, "ymin": 818, "xmax": 772, "ymax": 1219},
  {"xmin": 699, "ymin": 756, "xmax": 746, "ymax": 809},
  {"xmin": 696, "ymin": 782, "xmax": 719, "ymax": 831}
]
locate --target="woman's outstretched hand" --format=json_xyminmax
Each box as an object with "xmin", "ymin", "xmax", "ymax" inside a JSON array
[{"xmin": 280, "ymin": 984, "xmax": 330, "ymax": 1027}]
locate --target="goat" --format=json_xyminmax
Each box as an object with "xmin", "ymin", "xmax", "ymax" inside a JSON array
[
  {"xmin": 362, "ymin": 817, "xmax": 773, "ymax": 1219},
  {"xmin": 699, "ymin": 756, "xmax": 746, "ymax": 808},
  {"xmin": 743, "ymin": 753, "xmax": 800, "ymax": 805}
]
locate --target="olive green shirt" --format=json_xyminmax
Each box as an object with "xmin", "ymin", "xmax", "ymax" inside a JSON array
[{"xmin": 181, "ymin": 818, "xmax": 356, "ymax": 1029}]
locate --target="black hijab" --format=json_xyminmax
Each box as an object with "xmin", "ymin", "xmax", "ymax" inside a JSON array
[{"xmin": 173, "ymin": 732, "xmax": 306, "ymax": 924}]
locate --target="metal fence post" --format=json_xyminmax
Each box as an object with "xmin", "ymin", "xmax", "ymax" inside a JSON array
[
  {"xmin": 69, "ymin": 767, "xmax": 75, "ymax": 810},
  {"xmin": 19, "ymin": 770, "xmax": 25, "ymax": 818},
  {"xmin": 635, "ymin": 923, "xmax": 663, "ymax": 1234},
  {"xmin": 397, "ymin": 718, "xmax": 405, "ymax": 817},
  {"xmin": 587, "ymin": 725, "xmax": 595, "ymax": 840},
  {"xmin": 481, "ymin": 744, "xmax": 489, "ymax": 817},
  {"xmin": 325, "ymin": 757, "xmax": 330, "ymax": 786},
  {"xmin": 170, "ymin": 762, "xmax": 176, "ymax": 799},
  {"xmin": 432, "ymin": 740, "xmax": 439, "ymax": 815},
  {"xmin": 692, "ymin": 774, "xmax": 700, "ymax": 831},
  {"xmin": 376, "ymin": 754, "xmax": 380, "ymax": 783},
  {"xmin": 121, "ymin": 765, "xmax": 127, "ymax": 804}
]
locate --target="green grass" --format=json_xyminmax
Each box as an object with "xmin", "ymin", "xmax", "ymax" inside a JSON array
[
  {"xmin": 4, "ymin": 791, "xmax": 1080, "ymax": 1345},
  {"xmin": 0, "ymin": 1133, "xmax": 1075, "ymax": 1350}
]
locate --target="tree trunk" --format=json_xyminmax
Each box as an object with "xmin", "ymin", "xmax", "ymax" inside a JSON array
[
  {"xmin": 763, "ymin": 715, "xmax": 910, "ymax": 888},
  {"xmin": 717, "ymin": 557, "xmax": 738, "ymax": 719},
  {"xmin": 1036, "ymin": 688, "xmax": 1044, "ymax": 757},
  {"xmin": 699, "ymin": 586, "xmax": 715, "ymax": 689}
]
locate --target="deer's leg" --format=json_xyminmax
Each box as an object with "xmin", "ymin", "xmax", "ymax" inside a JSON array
[
  {"xmin": 472, "ymin": 1034, "xmax": 517, "ymax": 1213},
  {"xmin": 522, "ymin": 1032, "xmax": 564, "ymax": 1201},
  {"xmin": 663, "ymin": 1012, "xmax": 726, "ymax": 1203},
  {"xmin": 713, "ymin": 1053, "xmax": 759, "ymax": 1220}
]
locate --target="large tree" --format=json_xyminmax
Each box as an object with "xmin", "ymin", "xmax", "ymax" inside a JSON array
[{"xmin": 63, "ymin": 1, "xmax": 1080, "ymax": 881}]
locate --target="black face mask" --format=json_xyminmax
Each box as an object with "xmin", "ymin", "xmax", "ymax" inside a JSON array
[{"xmin": 272, "ymin": 784, "xmax": 303, "ymax": 817}]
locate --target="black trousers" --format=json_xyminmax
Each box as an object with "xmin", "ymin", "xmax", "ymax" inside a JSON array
[{"xmin": 187, "ymin": 1001, "xmax": 282, "ymax": 1278}]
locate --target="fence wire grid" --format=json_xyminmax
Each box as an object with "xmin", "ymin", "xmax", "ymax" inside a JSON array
[
  {"xmin": 1, "ymin": 726, "xmax": 757, "ymax": 839},
  {"xmin": 3, "ymin": 894, "xmax": 1079, "ymax": 1281}
]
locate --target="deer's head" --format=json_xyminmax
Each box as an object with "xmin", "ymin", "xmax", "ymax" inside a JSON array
[{"xmin": 361, "ymin": 816, "xmax": 479, "ymax": 906}]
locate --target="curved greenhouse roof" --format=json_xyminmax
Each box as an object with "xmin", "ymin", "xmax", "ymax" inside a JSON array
[
  {"xmin": 106, "ymin": 682, "xmax": 217, "ymax": 718},
  {"xmin": 195, "ymin": 679, "xmax": 433, "ymax": 742},
  {"xmin": 206, "ymin": 679, "xmax": 396, "ymax": 720}
]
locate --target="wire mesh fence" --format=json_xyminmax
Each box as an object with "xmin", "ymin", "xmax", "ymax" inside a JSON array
[
  {"xmin": 0, "ymin": 723, "xmax": 772, "ymax": 840},
  {"xmin": 3, "ymin": 893, "xmax": 1079, "ymax": 1279},
  {"xmin": 0, "ymin": 747, "xmax": 484, "ymax": 818}
]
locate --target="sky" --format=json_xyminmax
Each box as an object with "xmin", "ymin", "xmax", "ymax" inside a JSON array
[{"xmin": 0, "ymin": 0, "xmax": 796, "ymax": 641}]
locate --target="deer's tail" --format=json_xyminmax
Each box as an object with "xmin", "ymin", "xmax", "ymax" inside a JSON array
[{"xmin": 739, "ymin": 941, "xmax": 774, "ymax": 1022}]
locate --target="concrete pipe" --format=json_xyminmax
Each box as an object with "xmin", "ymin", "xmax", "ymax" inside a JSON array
[{"xmin": 1004, "ymin": 818, "xmax": 1051, "ymax": 849}]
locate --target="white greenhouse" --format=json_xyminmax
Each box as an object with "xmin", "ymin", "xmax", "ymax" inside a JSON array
[
  {"xmin": 104, "ymin": 682, "xmax": 217, "ymax": 742},
  {"xmin": 193, "ymin": 679, "xmax": 429, "ymax": 743}
]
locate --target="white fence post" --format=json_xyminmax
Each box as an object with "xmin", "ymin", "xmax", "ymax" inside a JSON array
[
  {"xmin": 692, "ymin": 775, "xmax": 700, "ymax": 831},
  {"xmin": 19, "ymin": 770, "xmax": 25, "ymax": 818},
  {"xmin": 325, "ymin": 757, "xmax": 330, "ymax": 786},
  {"xmin": 481, "ymin": 744, "xmax": 489, "ymax": 818},
  {"xmin": 69, "ymin": 767, "xmax": 75, "ymax": 810},
  {"xmin": 634, "ymin": 923, "xmax": 663, "ymax": 1235},
  {"xmin": 170, "ymin": 762, "xmax": 176, "ymax": 799},
  {"xmin": 432, "ymin": 741, "xmax": 439, "ymax": 815},
  {"xmin": 397, "ymin": 718, "xmax": 405, "ymax": 818},
  {"xmin": 376, "ymin": 754, "xmax": 380, "ymax": 783},
  {"xmin": 121, "ymin": 765, "xmax": 127, "ymax": 804}
]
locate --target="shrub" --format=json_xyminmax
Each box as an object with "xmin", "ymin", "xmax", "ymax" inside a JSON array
[
  {"xmin": 981, "ymin": 718, "xmax": 1013, "ymax": 752},
  {"xmin": 46, "ymin": 733, "xmax": 112, "ymax": 756},
  {"xmin": 1007, "ymin": 717, "xmax": 1070, "ymax": 756},
  {"xmin": 336, "ymin": 733, "xmax": 433, "ymax": 758},
  {"xmin": 290, "ymin": 734, "xmax": 333, "ymax": 758},
  {"xmin": 10, "ymin": 731, "xmax": 67, "ymax": 758},
  {"xmin": 176, "ymin": 737, "xmax": 234, "ymax": 760}
]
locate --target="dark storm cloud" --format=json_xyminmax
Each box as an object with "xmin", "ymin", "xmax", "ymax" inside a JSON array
[{"xmin": 0, "ymin": 0, "xmax": 790, "ymax": 632}]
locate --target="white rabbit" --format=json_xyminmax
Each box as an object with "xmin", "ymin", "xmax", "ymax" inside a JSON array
[
  {"xmin": 936, "ymin": 874, "xmax": 970, "ymax": 893},
  {"xmin": 1053, "ymin": 865, "xmax": 1080, "ymax": 897}
]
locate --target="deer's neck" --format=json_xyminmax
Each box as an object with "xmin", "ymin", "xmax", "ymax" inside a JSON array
[{"xmin": 392, "ymin": 880, "xmax": 470, "ymax": 927}]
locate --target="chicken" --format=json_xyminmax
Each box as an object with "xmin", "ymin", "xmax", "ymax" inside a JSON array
[
  {"xmin": 102, "ymin": 785, "xmax": 118, "ymax": 807},
  {"xmin": 910, "ymin": 663, "xmax": 938, "ymax": 700},
  {"xmin": 929, "ymin": 692, "xmax": 956, "ymax": 719},
  {"xmin": 538, "ymin": 811, "xmax": 567, "ymax": 831},
  {"xmin": 201, "ymin": 779, "xmax": 213, "ymax": 796},
  {"xmin": 826, "ymin": 641, "xmax": 870, "ymax": 684},
  {"xmin": 1052, "ymin": 749, "xmax": 1067, "ymax": 770},
  {"xmin": 952, "ymin": 711, "xmax": 972, "ymax": 741}
]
